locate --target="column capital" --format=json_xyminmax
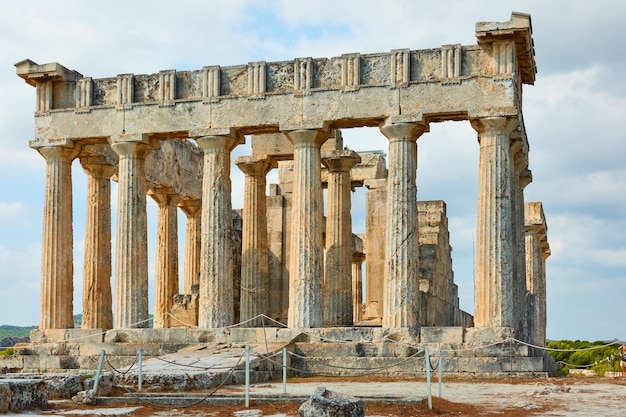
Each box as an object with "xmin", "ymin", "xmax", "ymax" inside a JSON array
[
  {"xmin": 352, "ymin": 252, "xmax": 366, "ymax": 263},
  {"xmin": 148, "ymin": 186, "xmax": 183, "ymax": 206},
  {"xmin": 285, "ymin": 129, "xmax": 330, "ymax": 148},
  {"xmin": 470, "ymin": 116, "xmax": 518, "ymax": 137},
  {"xmin": 519, "ymin": 168, "xmax": 532, "ymax": 189},
  {"xmin": 179, "ymin": 198, "xmax": 202, "ymax": 215},
  {"xmin": 321, "ymin": 149, "xmax": 361, "ymax": 172},
  {"xmin": 235, "ymin": 156, "xmax": 276, "ymax": 176},
  {"xmin": 79, "ymin": 156, "xmax": 117, "ymax": 178},
  {"xmin": 379, "ymin": 121, "xmax": 428, "ymax": 142},
  {"xmin": 110, "ymin": 140, "xmax": 152, "ymax": 159},
  {"xmin": 37, "ymin": 144, "xmax": 80, "ymax": 162},
  {"xmin": 196, "ymin": 135, "xmax": 240, "ymax": 153}
]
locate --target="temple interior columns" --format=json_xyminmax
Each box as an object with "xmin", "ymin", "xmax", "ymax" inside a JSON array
[
  {"xmin": 525, "ymin": 201, "xmax": 550, "ymax": 347},
  {"xmin": 322, "ymin": 150, "xmax": 360, "ymax": 325},
  {"xmin": 379, "ymin": 121, "xmax": 427, "ymax": 329},
  {"xmin": 285, "ymin": 129, "xmax": 328, "ymax": 328},
  {"xmin": 149, "ymin": 187, "xmax": 181, "ymax": 329},
  {"xmin": 351, "ymin": 251, "xmax": 365, "ymax": 324},
  {"xmin": 236, "ymin": 156, "xmax": 274, "ymax": 325},
  {"xmin": 36, "ymin": 144, "xmax": 80, "ymax": 330},
  {"xmin": 110, "ymin": 138, "xmax": 153, "ymax": 329},
  {"xmin": 196, "ymin": 135, "xmax": 239, "ymax": 328},
  {"xmin": 363, "ymin": 178, "xmax": 387, "ymax": 321},
  {"xmin": 80, "ymin": 156, "xmax": 116, "ymax": 331},
  {"xmin": 179, "ymin": 199, "xmax": 202, "ymax": 294}
]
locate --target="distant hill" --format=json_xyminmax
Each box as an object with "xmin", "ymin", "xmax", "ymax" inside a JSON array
[{"xmin": 0, "ymin": 325, "xmax": 36, "ymax": 345}]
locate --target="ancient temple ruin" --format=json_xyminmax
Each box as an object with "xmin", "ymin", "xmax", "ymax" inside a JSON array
[{"xmin": 14, "ymin": 12, "xmax": 550, "ymax": 366}]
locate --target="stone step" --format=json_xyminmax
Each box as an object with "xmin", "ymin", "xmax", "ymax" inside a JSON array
[
  {"xmin": 290, "ymin": 355, "xmax": 546, "ymax": 376},
  {"xmin": 293, "ymin": 341, "xmax": 529, "ymax": 358}
]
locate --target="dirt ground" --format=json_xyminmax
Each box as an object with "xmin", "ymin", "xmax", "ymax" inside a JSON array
[{"xmin": 26, "ymin": 376, "xmax": 626, "ymax": 416}]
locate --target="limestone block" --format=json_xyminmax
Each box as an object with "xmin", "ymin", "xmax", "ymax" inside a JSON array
[
  {"xmin": 421, "ymin": 327, "xmax": 464, "ymax": 344},
  {"xmin": 0, "ymin": 355, "xmax": 23, "ymax": 371},
  {"xmin": 227, "ymin": 328, "xmax": 280, "ymax": 343},
  {"xmin": 169, "ymin": 294, "xmax": 199, "ymax": 328},
  {"xmin": 319, "ymin": 327, "xmax": 376, "ymax": 343},
  {"xmin": 45, "ymin": 374, "xmax": 83, "ymax": 399},
  {"xmin": 22, "ymin": 355, "xmax": 61, "ymax": 371},
  {"xmin": 457, "ymin": 356, "xmax": 544, "ymax": 373},
  {"xmin": 299, "ymin": 386, "xmax": 365, "ymax": 417},
  {"xmin": 41, "ymin": 329, "xmax": 104, "ymax": 343},
  {"xmin": 0, "ymin": 379, "xmax": 47, "ymax": 411},
  {"xmin": 464, "ymin": 327, "xmax": 515, "ymax": 346}
]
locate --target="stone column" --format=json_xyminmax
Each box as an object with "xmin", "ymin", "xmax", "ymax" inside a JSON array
[
  {"xmin": 352, "ymin": 252, "xmax": 365, "ymax": 323},
  {"xmin": 179, "ymin": 199, "xmax": 202, "ymax": 294},
  {"xmin": 525, "ymin": 201, "xmax": 550, "ymax": 348},
  {"xmin": 285, "ymin": 129, "xmax": 329, "ymax": 328},
  {"xmin": 110, "ymin": 139, "xmax": 152, "ymax": 329},
  {"xmin": 80, "ymin": 156, "xmax": 116, "ymax": 331},
  {"xmin": 363, "ymin": 178, "xmax": 387, "ymax": 321},
  {"xmin": 379, "ymin": 121, "xmax": 427, "ymax": 329},
  {"xmin": 149, "ymin": 187, "xmax": 181, "ymax": 329},
  {"xmin": 471, "ymin": 116, "xmax": 518, "ymax": 328},
  {"xmin": 36, "ymin": 145, "xmax": 79, "ymax": 330},
  {"xmin": 196, "ymin": 135, "xmax": 239, "ymax": 328},
  {"xmin": 235, "ymin": 156, "xmax": 273, "ymax": 326},
  {"xmin": 322, "ymin": 150, "xmax": 360, "ymax": 326},
  {"xmin": 511, "ymin": 138, "xmax": 531, "ymax": 340}
]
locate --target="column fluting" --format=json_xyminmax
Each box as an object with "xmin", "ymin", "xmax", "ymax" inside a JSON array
[
  {"xmin": 80, "ymin": 157, "xmax": 116, "ymax": 330},
  {"xmin": 37, "ymin": 145, "xmax": 79, "ymax": 330},
  {"xmin": 285, "ymin": 129, "xmax": 328, "ymax": 328},
  {"xmin": 471, "ymin": 116, "xmax": 518, "ymax": 328},
  {"xmin": 110, "ymin": 140, "xmax": 152, "ymax": 329},
  {"xmin": 196, "ymin": 135, "xmax": 238, "ymax": 328},
  {"xmin": 322, "ymin": 150, "xmax": 360, "ymax": 326},
  {"xmin": 379, "ymin": 122, "xmax": 427, "ymax": 329}
]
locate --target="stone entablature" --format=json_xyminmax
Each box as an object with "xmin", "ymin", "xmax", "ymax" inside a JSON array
[{"xmin": 16, "ymin": 13, "xmax": 534, "ymax": 143}]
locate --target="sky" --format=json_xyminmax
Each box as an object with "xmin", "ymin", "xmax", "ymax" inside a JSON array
[{"xmin": 0, "ymin": 0, "xmax": 624, "ymax": 342}]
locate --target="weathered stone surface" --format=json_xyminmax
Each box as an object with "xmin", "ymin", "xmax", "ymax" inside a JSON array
[
  {"xmin": 150, "ymin": 187, "xmax": 181, "ymax": 329},
  {"xmin": 0, "ymin": 379, "xmax": 48, "ymax": 411},
  {"xmin": 299, "ymin": 386, "xmax": 364, "ymax": 417},
  {"xmin": 197, "ymin": 135, "xmax": 239, "ymax": 328},
  {"xmin": 111, "ymin": 139, "xmax": 152, "ymax": 329},
  {"xmin": 322, "ymin": 150, "xmax": 360, "ymax": 326}
]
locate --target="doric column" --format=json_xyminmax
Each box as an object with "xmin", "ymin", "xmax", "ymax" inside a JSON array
[
  {"xmin": 525, "ymin": 202, "xmax": 550, "ymax": 347},
  {"xmin": 149, "ymin": 187, "xmax": 181, "ymax": 329},
  {"xmin": 363, "ymin": 178, "xmax": 387, "ymax": 321},
  {"xmin": 235, "ymin": 156, "xmax": 274, "ymax": 326},
  {"xmin": 511, "ymin": 137, "xmax": 531, "ymax": 340},
  {"xmin": 179, "ymin": 199, "xmax": 202, "ymax": 294},
  {"xmin": 285, "ymin": 129, "xmax": 329, "ymax": 328},
  {"xmin": 322, "ymin": 150, "xmax": 360, "ymax": 326},
  {"xmin": 80, "ymin": 156, "xmax": 116, "ymax": 330},
  {"xmin": 110, "ymin": 139, "xmax": 152, "ymax": 329},
  {"xmin": 352, "ymin": 252, "xmax": 365, "ymax": 323},
  {"xmin": 36, "ymin": 145, "xmax": 80, "ymax": 329},
  {"xmin": 379, "ymin": 121, "xmax": 427, "ymax": 329},
  {"xmin": 196, "ymin": 135, "xmax": 239, "ymax": 328},
  {"xmin": 470, "ymin": 116, "xmax": 518, "ymax": 328}
]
